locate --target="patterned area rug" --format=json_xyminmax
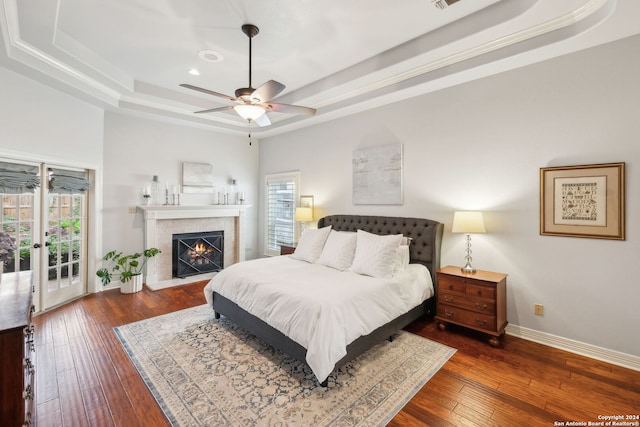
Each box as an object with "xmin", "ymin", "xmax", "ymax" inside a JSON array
[{"xmin": 115, "ymin": 305, "xmax": 455, "ymax": 426}]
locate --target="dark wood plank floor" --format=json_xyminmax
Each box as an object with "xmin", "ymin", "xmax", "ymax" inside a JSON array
[{"xmin": 32, "ymin": 282, "xmax": 640, "ymax": 426}]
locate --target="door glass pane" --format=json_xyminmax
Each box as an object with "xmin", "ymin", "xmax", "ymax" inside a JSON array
[
  {"xmin": 1, "ymin": 194, "xmax": 35, "ymax": 273},
  {"xmin": 69, "ymin": 195, "xmax": 82, "ymax": 286},
  {"xmin": 45, "ymin": 191, "xmax": 86, "ymax": 297},
  {"xmin": 47, "ymin": 194, "xmax": 61, "ymax": 290}
]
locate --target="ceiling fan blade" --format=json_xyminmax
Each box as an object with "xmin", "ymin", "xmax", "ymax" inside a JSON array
[
  {"xmin": 252, "ymin": 80, "xmax": 285, "ymax": 103},
  {"xmin": 180, "ymin": 84, "xmax": 236, "ymax": 101},
  {"xmin": 253, "ymin": 114, "xmax": 271, "ymax": 127},
  {"xmin": 265, "ymin": 102, "xmax": 316, "ymax": 116},
  {"xmin": 194, "ymin": 106, "xmax": 234, "ymax": 114}
]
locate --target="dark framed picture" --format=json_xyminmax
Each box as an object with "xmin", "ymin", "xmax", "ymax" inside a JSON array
[{"xmin": 540, "ymin": 162, "xmax": 625, "ymax": 240}]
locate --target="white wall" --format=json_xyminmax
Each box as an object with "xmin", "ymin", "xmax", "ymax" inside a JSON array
[
  {"xmin": 259, "ymin": 35, "xmax": 640, "ymax": 359},
  {"xmin": 0, "ymin": 66, "xmax": 103, "ymax": 165},
  {"xmin": 102, "ymin": 112, "xmax": 260, "ymax": 260}
]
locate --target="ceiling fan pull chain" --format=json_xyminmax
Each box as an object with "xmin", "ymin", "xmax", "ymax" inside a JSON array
[{"xmin": 248, "ymin": 120, "xmax": 253, "ymax": 146}]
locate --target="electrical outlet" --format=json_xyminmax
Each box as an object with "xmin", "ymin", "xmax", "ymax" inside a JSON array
[
  {"xmin": 534, "ymin": 304, "xmax": 544, "ymax": 316},
  {"xmin": 128, "ymin": 206, "xmax": 137, "ymax": 214}
]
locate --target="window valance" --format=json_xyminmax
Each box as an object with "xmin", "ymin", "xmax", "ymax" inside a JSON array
[
  {"xmin": 0, "ymin": 161, "xmax": 40, "ymax": 194},
  {"xmin": 48, "ymin": 168, "xmax": 90, "ymax": 194}
]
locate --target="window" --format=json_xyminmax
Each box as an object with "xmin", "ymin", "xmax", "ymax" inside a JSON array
[{"xmin": 264, "ymin": 172, "xmax": 299, "ymax": 256}]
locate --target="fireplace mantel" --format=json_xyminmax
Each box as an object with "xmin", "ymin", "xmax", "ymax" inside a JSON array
[
  {"xmin": 138, "ymin": 204, "xmax": 250, "ymax": 219},
  {"xmin": 138, "ymin": 205, "xmax": 250, "ymax": 289}
]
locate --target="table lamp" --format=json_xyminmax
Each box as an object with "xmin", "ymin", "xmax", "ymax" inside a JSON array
[
  {"xmin": 295, "ymin": 207, "xmax": 313, "ymax": 235},
  {"xmin": 452, "ymin": 211, "xmax": 486, "ymax": 273}
]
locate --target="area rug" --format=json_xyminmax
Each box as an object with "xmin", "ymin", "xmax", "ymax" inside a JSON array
[{"xmin": 114, "ymin": 305, "xmax": 455, "ymax": 426}]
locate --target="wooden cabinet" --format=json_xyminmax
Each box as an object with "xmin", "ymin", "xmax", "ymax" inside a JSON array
[
  {"xmin": 435, "ymin": 266, "xmax": 507, "ymax": 347},
  {"xmin": 0, "ymin": 271, "xmax": 35, "ymax": 426},
  {"xmin": 280, "ymin": 245, "xmax": 296, "ymax": 255}
]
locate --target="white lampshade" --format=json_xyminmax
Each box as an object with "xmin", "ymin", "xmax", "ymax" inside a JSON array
[
  {"xmin": 294, "ymin": 207, "xmax": 313, "ymax": 222},
  {"xmin": 452, "ymin": 211, "xmax": 486, "ymax": 234},
  {"xmin": 233, "ymin": 104, "xmax": 266, "ymax": 121}
]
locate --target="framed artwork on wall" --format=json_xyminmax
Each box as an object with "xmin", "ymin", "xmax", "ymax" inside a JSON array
[
  {"xmin": 352, "ymin": 143, "xmax": 403, "ymax": 205},
  {"xmin": 182, "ymin": 162, "xmax": 214, "ymax": 193},
  {"xmin": 540, "ymin": 162, "xmax": 625, "ymax": 240},
  {"xmin": 299, "ymin": 195, "xmax": 314, "ymax": 210}
]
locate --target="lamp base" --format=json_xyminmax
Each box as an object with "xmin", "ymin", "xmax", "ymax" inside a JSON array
[{"xmin": 460, "ymin": 263, "xmax": 476, "ymax": 274}]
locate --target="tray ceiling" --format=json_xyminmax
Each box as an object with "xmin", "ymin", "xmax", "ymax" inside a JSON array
[{"xmin": 1, "ymin": 0, "xmax": 638, "ymax": 137}]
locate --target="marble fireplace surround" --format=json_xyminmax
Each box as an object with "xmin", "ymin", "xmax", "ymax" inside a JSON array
[{"xmin": 138, "ymin": 205, "xmax": 248, "ymax": 290}]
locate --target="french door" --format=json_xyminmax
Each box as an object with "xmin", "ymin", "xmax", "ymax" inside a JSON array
[
  {"xmin": 42, "ymin": 190, "xmax": 87, "ymax": 309},
  {"xmin": 0, "ymin": 163, "xmax": 88, "ymax": 311}
]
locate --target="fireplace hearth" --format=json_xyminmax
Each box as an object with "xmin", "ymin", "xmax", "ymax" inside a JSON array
[{"xmin": 172, "ymin": 231, "xmax": 223, "ymax": 279}]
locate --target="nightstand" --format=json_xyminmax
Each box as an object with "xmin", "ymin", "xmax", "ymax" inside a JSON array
[
  {"xmin": 435, "ymin": 265, "xmax": 508, "ymax": 347},
  {"xmin": 280, "ymin": 244, "xmax": 296, "ymax": 255}
]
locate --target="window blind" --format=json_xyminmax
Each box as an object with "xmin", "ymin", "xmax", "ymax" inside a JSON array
[
  {"xmin": 48, "ymin": 168, "xmax": 90, "ymax": 194},
  {"xmin": 0, "ymin": 161, "xmax": 40, "ymax": 194},
  {"xmin": 265, "ymin": 173, "xmax": 298, "ymax": 256}
]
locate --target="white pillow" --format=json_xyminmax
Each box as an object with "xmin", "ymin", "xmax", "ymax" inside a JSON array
[
  {"xmin": 394, "ymin": 245, "xmax": 410, "ymax": 273},
  {"xmin": 317, "ymin": 230, "xmax": 357, "ymax": 271},
  {"xmin": 290, "ymin": 226, "xmax": 332, "ymax": 263},
  {"xmin": 350, "ymin": 230, "xmax": 403, "ymax": 279}
]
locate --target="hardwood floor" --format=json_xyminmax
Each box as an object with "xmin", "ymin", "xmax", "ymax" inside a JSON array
[{"xmin": 32, "ymin": 282, "xmax": 640, "ymax": 426}]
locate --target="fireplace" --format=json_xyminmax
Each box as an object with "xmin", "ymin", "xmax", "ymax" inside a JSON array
[
  {"xmin": 172, "ymin": 231, "xmax": 224, "ymax": 278},
  {"xmin": 139, "ymin": 205, "xmax": 248, "ymax": 290}
]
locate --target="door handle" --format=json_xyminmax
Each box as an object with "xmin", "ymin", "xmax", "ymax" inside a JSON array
[{"xmin": 33, "ymin": 243, "xmax": 41, "ymax": 248}]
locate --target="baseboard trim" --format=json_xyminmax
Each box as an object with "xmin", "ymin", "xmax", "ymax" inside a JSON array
[{"xmin": 506, "ymin": 324, "xmax": 640, "ymax": 372}]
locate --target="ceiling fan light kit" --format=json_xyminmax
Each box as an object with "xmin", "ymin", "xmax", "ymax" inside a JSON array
[
  {"xmin": 181, "ymin": 24, "xmax": 316, "ymax": 128},
  {"xmin": 234, "ymin": 104, "xmax": 266, "ymax": 121}
]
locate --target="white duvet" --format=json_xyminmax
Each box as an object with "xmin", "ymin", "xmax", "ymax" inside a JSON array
[{"xmin": 203, "ymin": 255, "xmax": 433, "ymax": 382}]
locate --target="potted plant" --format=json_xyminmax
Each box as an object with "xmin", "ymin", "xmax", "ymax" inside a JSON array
[
  {"xmin": 0, "ymin": 231, "xmax": 17, "ymax": 280},
  {"xmin": 96, "ymin": 248, "xmax": 161, "ymax": 293}
]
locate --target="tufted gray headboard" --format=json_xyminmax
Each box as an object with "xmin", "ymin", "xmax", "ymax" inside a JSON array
[{"xmin": 317, "ymin": 214, "xmax": 443, "ymax": 285}]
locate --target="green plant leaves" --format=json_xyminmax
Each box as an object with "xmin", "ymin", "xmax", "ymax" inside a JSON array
[{"xmin": 96, "ymin": 248, "xmax": 161, "ymax": 285}]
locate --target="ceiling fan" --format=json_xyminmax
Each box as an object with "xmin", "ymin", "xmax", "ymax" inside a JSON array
[{"xmin": 181, "ymin": 24, "xmax": 316, "ymax": 127}]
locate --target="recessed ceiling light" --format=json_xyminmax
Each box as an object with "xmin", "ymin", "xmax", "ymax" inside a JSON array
[
  {"xmin": 188, "ymin": 68, "xmax": 200, "ymax": 76},
  {"xmin": 198, "ymin": 49, "xmax": 224, "ymax": 63}
]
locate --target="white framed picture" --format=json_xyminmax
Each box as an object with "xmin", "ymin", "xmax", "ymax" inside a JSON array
[{"xmin": 352, "ymin": 144, "xmax": 403, "ymax": 205}]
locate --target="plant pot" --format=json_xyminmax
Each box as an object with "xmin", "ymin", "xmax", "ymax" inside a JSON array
[{"xmin": 120, "ymin": 274, "xmax": 144, "ymax": 294}]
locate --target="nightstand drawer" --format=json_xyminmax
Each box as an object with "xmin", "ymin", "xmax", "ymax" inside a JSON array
[
  {"xmin": 462, "ymin": 311, "xmax": 496, "ymax": 331},
  {"xmin": 466, "ymin": 283, "xmax": 496, "ymax": 300},
  {"xmin": 439, "ymin": 291, "xmax": 495, "ymax": 314},
  {"xmin": 437, "ymin": 305, "xmax": 496, "ymax": 331},
  {"xmin": 438, "ymin": 276, "xmax": 465, "ymax": 293},
  {"xmin": 437, "ymin": 305, "xmax": 464, "ymax": 323}
]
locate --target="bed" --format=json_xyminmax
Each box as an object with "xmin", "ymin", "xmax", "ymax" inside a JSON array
[{"xmin": 204, "ymin": 214, "xmax": 443, "ymax": 385}]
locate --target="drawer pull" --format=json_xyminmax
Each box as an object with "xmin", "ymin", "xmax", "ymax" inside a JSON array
[
  {"xmin": 448, "ymin": 284, "xmax": 453, "ymax": 290},
  {"xmin": 475, "ymin": 303, "xmax": 487, "ymax": 310},
  {"xmin": 444, "ymin": 295, "xmax": 454, "ymax": 302},
  {"xmin": 444, "ymin": 310, "xmax": 455, "ymax": 318},
  {"xmin": 23, "ymin": 385, "xmax": 33, "ymax": 400},
  {"xmin": 24, "ymin": 358, "xmax": 35, "ymax": 375},
  {"xmin": 475, "ymin": 318, "xmax": 488, "ymax": 326},
  {"xmin": 477, "ymin": 290, "xmax": 483, "ymax": 296},
  {"xmin": 23, "ymin": 325, "xmax": 34, "ymax": 338}
]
